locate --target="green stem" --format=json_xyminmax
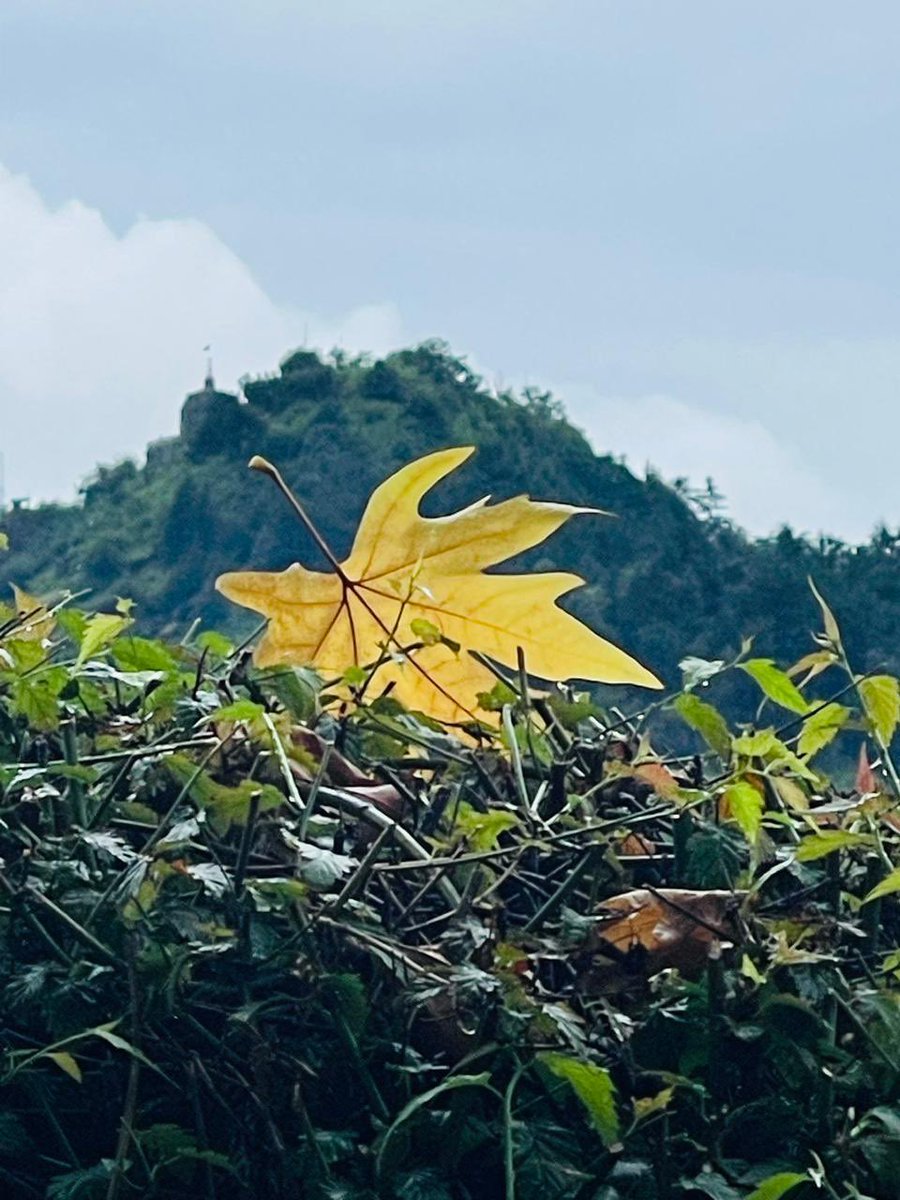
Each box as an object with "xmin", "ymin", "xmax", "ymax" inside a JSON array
[{"xmin": 503, "ymin": 1060, "xmax": 527, "ymax": 1200}]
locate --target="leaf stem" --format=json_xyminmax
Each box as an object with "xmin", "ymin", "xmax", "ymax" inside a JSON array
[{"xmin": 249, "ymin": 456, "xmax": 347, "ymax": 578}]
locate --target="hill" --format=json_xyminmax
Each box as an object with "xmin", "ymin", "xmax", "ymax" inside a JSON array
[{"xmin": 3, "ymin": 341, "xmax": 899, "ymax": 688}]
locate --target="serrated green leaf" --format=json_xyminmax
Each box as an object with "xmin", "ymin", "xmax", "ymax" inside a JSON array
[
  {"xmin": 248, "ymin": 877, "xmax": 309, "ymax": 911},
  {"xmin": 860, "ymin": 675, "xmax": 900, "ymax": 746},
  {"xmin": 195, "ymin": 629, "xmax": 234, "ymax": 658},
  {"xmin": 4, "ymin": 637, "xmax": 49, "ymax": 674},
  {"xmin": 476, "ymin": 680, "xmax": 518, "ymax": 712},
  {"xmin": 797, "ymin": 702, "xmax": 849, "ymax": 759},
  {"xmin": 546, "ymin": 691, "xmax": 600, "ymax": 729},
  {"xmin": 203, "ymin": 699, "xmax": 265, "ymax": 724},
  {"xmin": 11, "ymin": 668, "xmax": 69, "ymax": 730},
  {"xmin": 722, "ymin": 779, "xmax": 764, "ymax": 842},
  {"xmin": 47, "ymin": 1161, "xmax": 116, "ymax": 1200},
  {"xmin": 410, "ymin": 617, "xmax": 442, "ymax": 646},
  {"xmin": 114, "ymin": 636, "xmax": 179, "ymax": 673},
  {"xmin": 166, "ymin": 755, "xmax": 284, "ymax": 831},
  {"xmin": 452, "ymin": 801, "xmax": 519, "ymax": 851},
  {"xmin": 673, "ymin": 692, "xmax": 731, "ymax": 757},
  {"xmin": 540, "ymin": 1052, "xmax": 619, "ymax": 1145},
  {"xmin": 56, "ymin": 608, "xmax": 88, "ymax": 646},
  {"xmin": 732, "ymin": 729, "xmax": 817, "ymax": 781},
  {"xmin": 75, "ymin": 612, "xmax": 132, "ymax": 667},
  {"xmin": 740, "ymin": 659, "xmax": 810, "ymax": 715}
]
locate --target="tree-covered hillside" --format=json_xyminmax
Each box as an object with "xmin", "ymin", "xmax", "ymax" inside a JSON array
[{"xmin": 3, "ymin": 342, "xmax": 899, "ymax": 688}]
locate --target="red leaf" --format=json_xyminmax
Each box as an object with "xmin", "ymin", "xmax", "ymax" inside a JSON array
[{"xmin": 856, "ymin": 742, "xmax": 878, "ymax": 795}]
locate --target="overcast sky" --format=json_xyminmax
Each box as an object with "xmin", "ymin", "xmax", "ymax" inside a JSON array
[{"xmin": 1, "ymin": 1, "xmax": 899, "ymax": 539}]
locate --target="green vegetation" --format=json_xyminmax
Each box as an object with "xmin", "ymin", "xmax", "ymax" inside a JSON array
[
  {"xmin": 3, "ymin": 341, "xmax": 900, "ymax": 1198},
  {"xmin": 0, "ymin": 573, "xmax": 899, "ymax": 1198},
  {"xmin": 3, "ymin": 342, "xmax": 900, "ymax": 700}
]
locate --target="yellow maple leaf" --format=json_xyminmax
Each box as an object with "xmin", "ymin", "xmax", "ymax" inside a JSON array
[{"xmin": 216, "ymin": 446, "xmax": 661, "ymax": 723}]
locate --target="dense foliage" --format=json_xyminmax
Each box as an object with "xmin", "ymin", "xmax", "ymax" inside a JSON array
[
  {"xmin": 3, "ymin": 342, "xmax": 900, "ymax": 698},
  {"xmin": 1, "ymin": 580, "xmax": 900, "ymax": 1198}
]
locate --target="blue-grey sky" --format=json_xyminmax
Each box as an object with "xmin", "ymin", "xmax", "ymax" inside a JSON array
[{"xmin": 1, "ymin": 0, "xmax": 899, "ymax": 538}]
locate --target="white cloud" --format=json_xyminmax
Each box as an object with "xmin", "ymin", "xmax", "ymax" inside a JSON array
[
  {"xmin": 0, "ymin": 165, "xmax": 404, "ymax": 503},
  {"xmin": 560, "ymin": 384, "xmax": 876, "ymax": 542},
  {"xmin": 0, "ymin": 164, "xmax": 888, "ymax": 546}
]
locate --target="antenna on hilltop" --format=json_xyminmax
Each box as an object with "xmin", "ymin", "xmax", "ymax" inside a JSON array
[{"xmin": 203, "ymin": 344, "xmax": 214, "ymax": 389}]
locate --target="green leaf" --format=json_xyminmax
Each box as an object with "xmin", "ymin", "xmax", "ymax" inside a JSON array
[
  {"xmin": 740, "ymin": 659, "xmax": 809, "ymax": 715},
  {"xmin": 452, "ymin": 801, "xmax": 519, "ymax": 851},
  {"xmin": 795, "ymin": 829, "xmax": 875, "ymax": 862},
  {"xmin": 809, "ymin": 575, "xmax": 843, "ymax": 649},
  {"xmin": 722, "ymin": 779, "xmax": 764, "ymax": 842},
  {"xmin": 797, "ymin": 702, "xmax": 849, "ymax": 759},
  {"xmin": 75, "ymin": 612, "xmax": 132, "ymax": 667},
  {"xmin": 195, "ymin": 630, "xmax": 234, "ymax": 658},
  {"xmin": 410, "ymin": 617, "xmax": 442, "ymax": 646},
  {"xmin": 247, "ymin": 877, "xmax": 309, "ymax": 911},
  {"xmin": 864, "ymin": 869, "xmax": 900, "ymax": 904},
  {"xmin": 732, "ymin": 729, "xmax": 817, "ymax": 782},
  {"xmin": 673, "ymin": 692, "xmax": 731, "ymax": 757},
  {"xmin": 4, "ymin": 637, "xmax": 49, "ymax": 673},
  {"xmin": 48, "ymin": 763, "xmax": 99, "ymax": 784},
  {"xmin": 46, "ymin": 1051, "xmax": 82, "ymax": 1083},
  {"xmin": 165, "ymin": 755, "xmax": 284, "ymax": 831},
  {"xmin": 860, "ymin": 675, "xmax": 900, "ymax": 746},
  {"xmin": 114, "ymin": 636, "xmax": 180, "ymax": 673},
  {"xmin": 92, "ymin": 1024, "xmax": 158, "ymax": 1070},
  {"xmin": 203, "ymin": 699, "xmax": 265, "ymax": 724},
  {"xmin": 539, "ymin": 1052, "xmax": 619, "ymax": 1145},
  {"xmin": 745, "ymin": 1172, "xmax": 808, "ymax": 1200},
  {"xmin": 322, "ymin": 973, "xmax": 369, "ymax": 1035},
  {"xmin": 141, "ymin": 673, "xmax": 193, "ymax": 717},
  {"xmin": 11, "ymin": 668, "xmax": 69, "ymax": 730},
  {"xmin": 292, "ymin": 843, "xmax": 356, "ymax": 890},
  {"xmin": 47, "ymin": 1161, "xmax": 116, "ymax": 1200},
  {"xmin": 476, "ymin": 680, "xmax": 518, "ymax": 712},
  {"xmin": 632, "ymin": 1086, "xmax": 675, "ymax": 1122},
  {"xmin": 0, "ymin": 532, "xmax": 8, "ymax": 551},
  {"xmin": 376, "ymin": 1074, "xmax": 492, "ymax": 1177},
  {"xmin": 57, "ymin": 608, "xmax": 88, "ymax": 646},
  {"xmin": 684, "ymin": 1174, "xmax": 740, "ymax": 1200},
  {"xmin": 271, "ymin": 666, "xmax": 321, "ymax": 722},
  {"xmin": 546, "ymin": 691, "xmax": 600, "ymax": 729}
]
